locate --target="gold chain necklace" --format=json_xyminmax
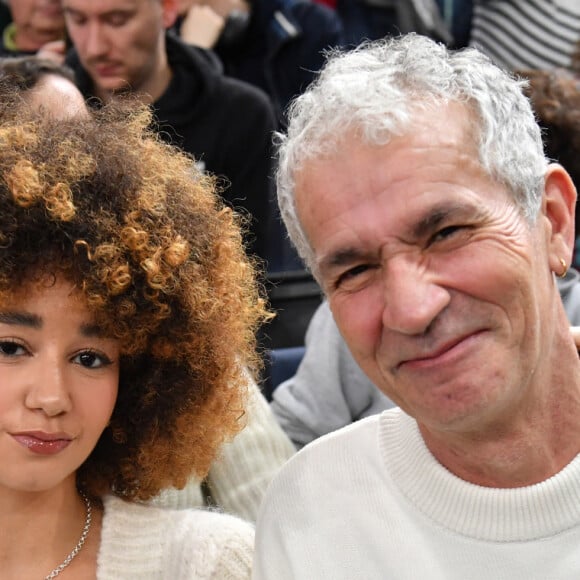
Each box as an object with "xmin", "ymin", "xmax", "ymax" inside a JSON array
[{"xmin": 44, "ymin": 491, "xmax": 92, "ymax": 580}]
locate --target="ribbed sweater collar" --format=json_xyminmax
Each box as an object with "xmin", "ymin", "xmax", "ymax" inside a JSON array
[{"xmin": 380, "ymin": 409, "xmax": 580, "ymax": 542}]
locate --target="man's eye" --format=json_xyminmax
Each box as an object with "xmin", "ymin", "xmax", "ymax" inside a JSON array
[
  {"xmin": 430, "ymin": 225, "xmax": 462, "ymax": 244},
  {"xmin": 66, "ymin": 14, "xmax": 86, "ymax": 26},
  {"xmin": 107, "ymin": 13, "xmax": 130, "ymax": 26},
  {"xmin": 0, "ymin": 341, "xmax": 26, "ymax": 356},
  {"xmin": 73, "ymin": 350, "xmax": 112, "ymax": 369},
  {"xmin": 336, "ymin": 264, "xmax": 371, "ymax": 287}
]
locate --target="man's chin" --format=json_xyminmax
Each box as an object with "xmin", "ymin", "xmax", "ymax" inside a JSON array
[
  {"xmin": 110, "ymin": 85, "xmax": 134, "ymax": 97},
  {"xmin": 92, "ymin": 78, "xmax": 133, "ymax": 99}
]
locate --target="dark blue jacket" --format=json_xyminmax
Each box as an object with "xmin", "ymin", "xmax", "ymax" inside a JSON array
[{"xmin": 215, "ymin": 0, "xmax": 344, "ymax": 128}]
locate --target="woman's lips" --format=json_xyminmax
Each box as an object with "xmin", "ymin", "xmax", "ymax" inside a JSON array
[{"xmin": 11, "ymin": 432, "xmax": 72, "ymax": 455}]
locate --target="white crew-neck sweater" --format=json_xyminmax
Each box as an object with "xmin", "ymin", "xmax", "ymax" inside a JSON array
[{"xmin": 254, "ymin": 407, "xmax": 580, "ymax": 579}]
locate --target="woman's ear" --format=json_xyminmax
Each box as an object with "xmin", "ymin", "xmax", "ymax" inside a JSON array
[{"xmin": 543, "ymin": 163, "xmax": 577, "ymax": 274}]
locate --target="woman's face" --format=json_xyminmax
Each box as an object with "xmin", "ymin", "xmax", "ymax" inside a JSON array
[{"xmin": 0, "ymin": 277, "xmax": 119, "ymax": 494}]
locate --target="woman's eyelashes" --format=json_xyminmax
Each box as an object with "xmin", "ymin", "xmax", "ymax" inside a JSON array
[
  {"xmin": 72, "ymin": 349, "xmax": 114, "ymax": 369},
  {"xmin": 0, "ymin": 339, "xmax": 114, "ymax": 369},
  {"xmin": 0, "ymin": 339, "xmax": 28, "ymax": 358}
]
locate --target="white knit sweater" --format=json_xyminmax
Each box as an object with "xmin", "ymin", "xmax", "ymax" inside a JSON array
[
  {"xmin": 98, "ymin": 495, "xmax": 253, "ymax": 579},
  {"xmin": 254, "ymin": 407, "xmax": 580, "ymax": 579}
]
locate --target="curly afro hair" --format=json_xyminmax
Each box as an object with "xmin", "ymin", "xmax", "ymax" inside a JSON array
[{"xmin": 0, "ymin": 102, "xmax": 269, "ymax": 501}]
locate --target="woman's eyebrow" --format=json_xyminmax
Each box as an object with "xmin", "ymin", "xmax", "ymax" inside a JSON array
[
  {"xmin": 80, "ymin": 323, "xmax": 108, "ymax": 338},
  {"xmin": 0, "ymin": 313, "xmax": 108, "ymax": 338},
  {"xmin": 0, "ymin": 311, "xmax": 42, "ymax": 328}
]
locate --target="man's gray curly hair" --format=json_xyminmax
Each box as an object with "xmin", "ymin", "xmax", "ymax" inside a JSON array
[{"xmin": 276, "ymin": 34, "xmax": 547, "ymax": 273}]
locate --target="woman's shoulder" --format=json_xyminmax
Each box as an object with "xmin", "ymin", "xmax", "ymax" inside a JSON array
[{"xmin": 98, "ymin": 495, "xmax": 254, "ymax": 579}]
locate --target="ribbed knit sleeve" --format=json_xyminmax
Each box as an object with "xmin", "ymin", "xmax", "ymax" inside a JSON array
[
  {"xmin": 207, "ymin": 379, "xmax": 296, "ymax": 522},
  {"xmin": 148, "ymin": 474, "xmax": 205, "ymax": 511},
  {"xmin": 148, "ymin": 378, "xmax": 295, "ymax": 520}
]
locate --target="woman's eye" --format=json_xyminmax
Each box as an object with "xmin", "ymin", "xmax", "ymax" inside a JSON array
[
  {"xmin": 73, "ymin": 351, "xmax": 112, "ymax": 369},
  {"xmin": 0, "ymin": 341, "xmax": 26, "ymax": 357}
]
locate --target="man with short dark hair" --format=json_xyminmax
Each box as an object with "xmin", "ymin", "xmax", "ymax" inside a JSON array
[{"xmin": 63, "ymin": 0, "xmax": 276, "ymax": 261}]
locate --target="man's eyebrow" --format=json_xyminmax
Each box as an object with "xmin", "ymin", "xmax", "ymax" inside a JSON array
[
  {"xmin": 63, "ymin": 7, "xmax": 131, "ymax": 17},
  {"xmin": 412, "ymin": 202, "xmax": 482, "ymax": 239},
  {"xmin": 317, "ymin": 202, "xmax": 485, "ymax": 274},
  {"xmin": 0, "ymin": 311, "xmax": 42, "ymax": 328},
  {"xmin": 318, "ymin": 247, "xmax": 370, "ymax": 275}
]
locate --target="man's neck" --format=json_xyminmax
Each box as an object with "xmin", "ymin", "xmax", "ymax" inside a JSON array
[
  {"xmin": 419, "ymin": 330, "xmax": 580, "ymax": 488},
  {"xmin": 95, "ymin": 52, "xmax": 173, "ymax": 106}
]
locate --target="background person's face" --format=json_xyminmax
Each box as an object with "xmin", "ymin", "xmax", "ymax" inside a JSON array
[
  {"xmin": 63, "ymin": 0, "xmax": 169, "ymax": 97},
  {"xmin": 296, "ymin": 104, "xmax": 568, "ymax": 438},
  {"xmin": 10, "ymin": 0, "xmax": 64, "ymax": 38}
]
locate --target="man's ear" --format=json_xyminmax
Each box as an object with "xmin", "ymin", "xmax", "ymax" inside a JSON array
[
  {"xmin": 543, "ymin": 163, "xmax": 577, "ymax": 274},
  {"xmin": 162, "ymin": 0, "xmax": 180, "ymax": 28}
]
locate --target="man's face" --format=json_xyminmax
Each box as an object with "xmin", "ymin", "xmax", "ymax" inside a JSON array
[
  {"xmin": 10, "ymin": 0, "xmax": 64, "ymax": 38},
  {"xmin": 295, "ymin": 104, "xmax": 571, "ymax": 438},
  {"xmin": 63, "ymin": 0, "xmax": 173, "ymax": 98}
]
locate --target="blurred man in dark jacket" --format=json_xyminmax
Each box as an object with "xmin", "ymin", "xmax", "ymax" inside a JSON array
[{"xmin": 63, "ymin": 0, "xmax": 276, "ymax": 262}]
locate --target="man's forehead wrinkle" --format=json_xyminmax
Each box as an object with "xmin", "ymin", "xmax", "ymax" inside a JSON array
[
  {"xmin": 317, "ymin": 200, "xmax": 486, "ymax": 275},
  {"xmin": 412, "ymin": 204, "xmax": 462, "ymax": 239},
  {"xmin": 320, "ymin": 247, "xmax": 367, "ymax": 272},
  {"xmin": 410, "ymin": 200, "xmax": 489, "ymax": 238}
]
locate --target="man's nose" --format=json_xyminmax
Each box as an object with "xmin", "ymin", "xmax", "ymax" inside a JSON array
[
  {"xmin": 83, "ymin": 22, "xmax": 109, "ymax": 59},
  {"xmin": 381, "ymin": 255, "xmax": 450, "ymax": 335}
]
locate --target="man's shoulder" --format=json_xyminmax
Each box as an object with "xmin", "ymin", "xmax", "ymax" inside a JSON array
[
  {"xmin": 283, "ymin": 0, "xmax": 343, "ymax": 32},
  {"xmin": 168, "ymin": 34, "xmax": 273, "ymax": 112},
  {"xmin": 267, "ymin": 410, "xmax": 394, "ymax": 488},
  {"xmin": 256, "ymin": 409, "xmax": 402, "ymax": 548},
  {"xmin": 211, "ymin": 70, "xmax": 274, "ymax": 113},
  {"xmin": 307, "ymin": 409, "xmax": 384, "ymax": 447}
]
